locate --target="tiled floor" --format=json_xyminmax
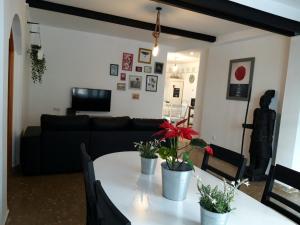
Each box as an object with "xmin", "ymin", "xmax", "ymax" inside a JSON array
[{"xmin": 5, "ymin": 149, "xmax": 299, "ymax": 225}]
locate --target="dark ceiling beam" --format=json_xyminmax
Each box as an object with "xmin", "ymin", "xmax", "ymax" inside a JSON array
[
  {"xmin": 152, "ymin": 0, "xmax": 300, "ymax": 36},
  {"xmin": 26, "ymin": 0, "xmax": 216, "ymax": 42}
]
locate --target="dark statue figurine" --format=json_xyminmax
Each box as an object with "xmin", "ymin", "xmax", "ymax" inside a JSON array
[{"xmin": 243, "ymin": 90, "xmax": 276, "ymax": 181}]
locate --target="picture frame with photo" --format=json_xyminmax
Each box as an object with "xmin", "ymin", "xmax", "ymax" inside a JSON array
[
  {"xmin": 117, "ymin": 83, "xmax": 126, "ymax": 91},
  {"xmin": 226, "ymin": 57, "xmax": 255, "ymax": 101},
  {"xmin": 132, "ymin": 93, "xmax": 140, "ymax": 100},
  {"xmin": 129, "ymin": 75, "xmax": 142, "ymax": 89},
  {"xmin": 120, "ymin": 73, "xmax": 126, "ymax": 81},
  {"xmin": 144, "ymin": 66, "xmax": 152, "ymax": 73},
  {"xmin": 110, "ymin": 64, "xmax": 119, "ymax": 76},
  {"xmin": 154, "ymin": 62, "xmax": 164, "ymax": 74},
  {"xmin": 146, "ymin": 75, "xmax": 158, "ymax": 92},
  {"xmin": 122, "ymin": 53, "xmax": 134, "ymax": 71},
  {"xmin": 136, "ymin": 66, "xmax": 143, "ymax": 72},
  {"xmin": 138, "ymin": 48, "xmax": 152, "ymax": 64}
]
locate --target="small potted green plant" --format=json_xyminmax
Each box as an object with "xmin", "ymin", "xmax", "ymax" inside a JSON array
[
  {"xmin": 197, "ymin": 177, "xmax": 249, "ymax": 225},
  {"xmin": 155, "ymin": 119, "xmax": 213, "ymax": 201},
  {"xmin": 28, "ymin": 44, "xmax": 47, "ymax": 83},
  {"xmin": 134, "ymin": 139, "xmax": 161, "ymax": 175}
]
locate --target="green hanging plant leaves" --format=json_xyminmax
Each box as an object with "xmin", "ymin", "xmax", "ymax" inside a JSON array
[{"xmin": 28, "ymin": 44, "xmax": 47, "ymax": 84}]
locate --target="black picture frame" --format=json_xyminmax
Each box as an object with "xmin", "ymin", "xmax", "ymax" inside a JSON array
[
  {"xmin": 154, "ymin": 62, "xmax": 164, "ymax": 74},
  {"xmin": 146, "ymin": 75, "xmax": 158, "ymax": 92},
  {"xmin": 110, "ymin": 64, "xmax": 119, "ymax": 76},
  {"xmin": 226, "ymin": 57, "xmax": 255, "ymax": 101}
]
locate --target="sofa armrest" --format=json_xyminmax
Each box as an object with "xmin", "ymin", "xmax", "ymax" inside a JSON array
[{"xmin": 21, "ymin": 126, "xmax": 41, "ymax": 175}]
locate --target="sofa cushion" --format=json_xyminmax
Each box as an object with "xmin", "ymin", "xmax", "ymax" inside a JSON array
[
  {"xmin": 41, "ymin": 115, "xmax": 90, "ymax": 131},
  {"xmin": 131, "ymin": 118, "xmax": 165, "ymax": 131},
  {"xmin": 90, "ymin": 116, "xmax": 130, "ymax": 131}
]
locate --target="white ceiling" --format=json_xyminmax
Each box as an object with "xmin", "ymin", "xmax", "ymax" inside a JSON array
[
  {"xmin": 231, "ymin": 0, "xmax": 300, "ymax": 22},
  {"xmin": 39, "ymin": 0, "xmax": 254, "ymax": 36}
]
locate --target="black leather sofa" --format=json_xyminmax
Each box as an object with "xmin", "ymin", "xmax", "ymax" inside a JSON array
[{"xmin": 21, "ymin": 115, "xmax": 165, "ymax": 175}]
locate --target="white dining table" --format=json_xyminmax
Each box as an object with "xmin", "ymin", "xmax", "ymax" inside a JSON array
[{"xmin": 93, "ymin": 151, "xmax": 296, "ymax": 225}]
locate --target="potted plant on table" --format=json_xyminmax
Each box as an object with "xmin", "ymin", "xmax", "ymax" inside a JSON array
[
  {"xmin": 155, "ymin": 119, "xmax": 213, "ymax": 201},
  {"xmin": 197, "ymin": 177, "xmax": 249, "ymax": 225},
  {"xmin": 134, "ymin": 139, "xmax": 161, "ymax": 175}
]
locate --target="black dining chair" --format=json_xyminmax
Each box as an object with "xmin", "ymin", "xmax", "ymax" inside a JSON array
[
  {"xmin": 95, "ymin": 180, "xmax": 131, "ymax": 225},
  {"xmin": 81, "ymin": 143, "xmax": 101, "ymax": 225},
  {"xmin": 261, "ymin": 164, "xmax": 300, "ymax": 224},
  {"xmin": 201, "ymin": 144, "xmax": 247, "ymax": 183}
]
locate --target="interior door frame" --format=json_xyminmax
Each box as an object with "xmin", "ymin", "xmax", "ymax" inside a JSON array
[{"xmin": 7, "ymin": 30, "xmax": 14, "ymax": 170}]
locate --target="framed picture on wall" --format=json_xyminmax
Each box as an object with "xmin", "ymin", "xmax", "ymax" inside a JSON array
[
  {"xmin": 226, "ymin": 57, "xmax": 255, "ymax": 101},
  {"xmin": 144, "ymin": 66, "xmax": 152, "ymax": 73},
  {"xmin": 129, "ymin": 75, "xmax": 142, "ymax": 89},
  {"xmin": 117, "ymin": 83, "xmax": 126, "ymax": 91},
  {"xmin": 146, "ymin": 75, "xmax": 158, "ymax": 92},
  {"xmin": 120, "ymin": 73, "xmax": 126, "ymax": 81},
  {"xmin": 138, "ymin": 48, "xmax": 152, "ymax": 64},
  {"xmin": 122, "ymin": 53, "xmax": 134, "ymax": 71},
  {"xmin": 110, "ymin": 64, "xmax": 119, "ymax": 76},
  {"xmin": 136, "ymin": 66, "xmax": 143, "ymax": 72},
  {"xmin": 154, "ymin": 62, "xmax": 164, "ymax": 74}
]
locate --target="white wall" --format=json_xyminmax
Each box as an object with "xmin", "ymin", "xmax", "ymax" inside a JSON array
[
  {"xmin": 200, "ymin": 35, "xmax": 290, "ymax": 161},
  {"xmin": 276, "ymin": 36, "xmax": 300, "ymax": 172},
  {"xmin": 27, "ymin": 25, "xmax": 174, "ymax": 125},
  {"xmin": 0, "ymin": 0, "xmax": 28, "ymax": 224}
]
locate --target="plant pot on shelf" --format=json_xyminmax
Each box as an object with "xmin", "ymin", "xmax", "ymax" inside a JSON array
[
  {"xmin": 141, "ymin": 156, "xmax": 158, "ymax": 175},
  {"xmin": 200, "ymin": 206, "xmax": 230, "ymax": 225},
  {"xmin": 161, "ymin": 162, "xmax": 192, "ymax": 201}
]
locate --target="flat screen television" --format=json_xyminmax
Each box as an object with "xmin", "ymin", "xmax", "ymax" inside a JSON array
[{"xmin": 71, "ymin": 87, "xmax": 111, "ymax": 112}]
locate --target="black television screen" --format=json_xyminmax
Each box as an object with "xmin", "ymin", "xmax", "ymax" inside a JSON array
[{"xmin": 71, "ymin": 87, "xmax": 111, "ymax": 112}]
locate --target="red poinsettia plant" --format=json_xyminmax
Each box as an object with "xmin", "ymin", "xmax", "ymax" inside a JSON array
[{"xmin": 155, "ymin": 119, "xmax": 213, "ymax": 171}]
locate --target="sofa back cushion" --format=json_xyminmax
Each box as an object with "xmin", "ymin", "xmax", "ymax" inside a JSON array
[
  {"xmin": 131, "ymin": 118, "xmax": 165, "ymax": 131},
  {"xmin": 91, "ymin": 116, "xmax": 130, "ymax": 131},
  {"xmin": 41, "ymin": 114, "xmax": 90, "ymax": 131}
]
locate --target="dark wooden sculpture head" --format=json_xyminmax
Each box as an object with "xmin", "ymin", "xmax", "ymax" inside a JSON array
[{"xmin": 260, "ymin": 90, "xmax": 275, "ymax": 109}]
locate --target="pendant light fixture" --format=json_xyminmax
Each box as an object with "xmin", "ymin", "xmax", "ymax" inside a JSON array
[{"xmin": 152, "ymin": 7, "xmax": 162, "ymax": 57}]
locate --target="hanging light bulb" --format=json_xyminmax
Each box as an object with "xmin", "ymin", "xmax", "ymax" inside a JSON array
[
  {"xmin": 153, "ymin": 43, "xmax": 159, "ymax": 57},
  {"xmin": 152, "ymin": 7, "xmax": 161, "ymax": 57}
]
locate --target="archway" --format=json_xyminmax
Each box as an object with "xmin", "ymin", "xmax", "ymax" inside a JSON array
[{"xmin": 7, "ymin": 14, "xmax": 22, "ymax": 171}]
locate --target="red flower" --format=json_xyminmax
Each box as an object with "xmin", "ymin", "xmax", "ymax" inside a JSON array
[
  {"xmin": 154, "ymin": 119, "xmax": 198, "ymax": 141},
  {"xmin": 205, "ymin": 146, "xmax": 214, "ymax": 155}
]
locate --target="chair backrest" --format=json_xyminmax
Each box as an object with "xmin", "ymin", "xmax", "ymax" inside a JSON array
[
  {"xmin": 201, "ymin": 144, "xmax": 247, "ymax": 182},
  {"xmin": 261, "ymin": 164, "xmax": 300, "ymax": 224},
  {"xmin": 81, "ymin": 143, "xmax": 98, "ymax": 225},
  {"xmin": 95, "ymin": 180, "xmax": 131, "ymax": 225}
]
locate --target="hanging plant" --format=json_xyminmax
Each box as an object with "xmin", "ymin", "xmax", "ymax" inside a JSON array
[{"xmin": 28, "ymin": 44, "xmax": 47, "ymax": 83}]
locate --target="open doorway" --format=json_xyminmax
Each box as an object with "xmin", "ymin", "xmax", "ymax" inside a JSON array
[
  {"xmin": 7, "ymin": 30, "xmax": 14, "ymax": 173},
  {"xmin": 162, "ymin": 51, "xmax": 200, "ymax": 126}
]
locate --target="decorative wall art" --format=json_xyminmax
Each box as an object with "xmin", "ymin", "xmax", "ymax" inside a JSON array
[
  {"xmin": 146, "ymin": 75, "xmax": 158, "ymax": 92},
  {"xmin": 227, "ymin": 57, "xmax": 255, "ymax": 101},
  {"xmin": 144, "ymin": 66, "xmax": 152, "ymax": 73},
  {"xmin": 129, "ymin": 75, "xmax": 142, "ymax": 89},
  {"xmin": 138, "ymin": 48, "xmax": 152, "ymax": 64},
  {"xmin": 120, "ymin": 73, "xmax": 126, "ymax": 81},
  {"xmin": 132, "ymin": 93, "xmax": 140, "ymax": 100},
  {"xmin": 110, "ymin": 64, "xmax": 119, "ymax": 76},
  {"xmin": 154, "ymin": 62, "xmax": 164, "ymax": 74},
  {"xmin": 136, "ymin": 66, "xmax": 143, "ymax": 72},
  {"xmin": 122, "ymin": 53, "xmax": 134, "ymax": 71},
  {"xmin": 117, "ymin": 83, "xmax": 126, "ymax": 91}
]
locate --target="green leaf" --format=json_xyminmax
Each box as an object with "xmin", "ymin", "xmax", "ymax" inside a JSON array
[
  {"xmin": 182, "ymin": 152, "xmax": 194, "ymax": 170},
  {"xmin": 190, "ymin": 138, "xmax": 208, "ymax": 148}
]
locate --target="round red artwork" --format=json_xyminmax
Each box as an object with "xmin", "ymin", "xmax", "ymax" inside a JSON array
[{"xmin": 235, "ymin": 66, "xmax": 246, "ymax": 81}]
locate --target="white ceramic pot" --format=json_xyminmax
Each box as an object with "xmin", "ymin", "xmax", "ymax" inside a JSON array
[{"xmin": 200, "ymin": 206, "xmax": 230, "ymax": 225}]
